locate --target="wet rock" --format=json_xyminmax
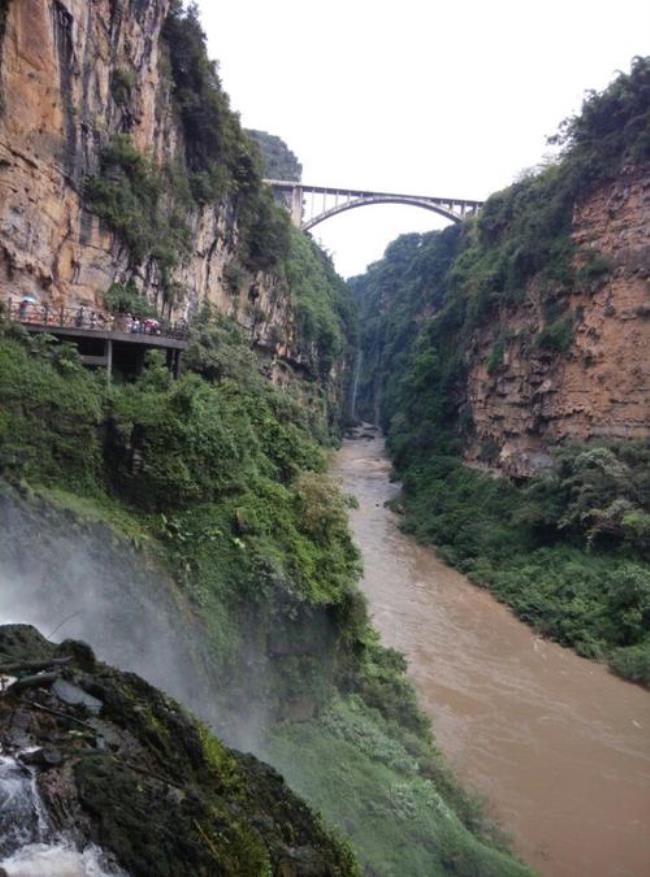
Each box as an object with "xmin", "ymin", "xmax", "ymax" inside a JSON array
[
  {"xmin": 52, "ymin": 679, "xmax": 103, "ymax": 716},
  {"xmin": 0, "ymin": 756, "xmax": 43, "ymax": 856},
  {"xmin": 57, "ymin": 639, "xmax": 96, "ymax": 673},
  {"xmin": 19, "ymin": 747, "xmax": 63, "ymax": 769}
]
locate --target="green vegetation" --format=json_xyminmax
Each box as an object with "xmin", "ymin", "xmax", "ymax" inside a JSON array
[
  {"xmin": 0, "ymin": 309, "xmax": 360, "ymax": 711},
  {"xmin": 86, "ymin": 3, "xmax": 292, "ymax": 293},
  {"xmin": 103, "ymin": 281, "xmax": 158, "ymax": 318},
  {"xmin": 110, "ymin": 66, "xmax": 135, "ymax": 105},
  {"xmin": 349, "ymin": 226, "xmax": 463, "ymax": 426},
  {"xmin": 0, "ymin": 300, "xmax": 530, "ymax": 872},
  {"xmin": 267, "ymin": 696, "xmax": 531, "ymax": 877},
  {"xmin": 267, "ymin": 631, "xmax": 531, "ymax": 874},
  {"xmin": 246, "ymin": 129, "xmax": 303, "ymax": 181},
  {"xmin": 392, "ymin": 444, "xmax": 650, "ymax": 684},
  {"xmin": 85, "ymin": 134, "xmax": 192, "ymax": 308},
  {"xmin": 0, "ymin": 328, "xmax": 103, "ymax": 491},
  {"xmin": 352, "ymin": 58, "xmax": 650, "ymax": 687},
  {"xmin": 444, "ymin": 55, "xmax": 650, "ymax": 332},
  {"xmin": 287, "ymin": 230, "xmax": 357, "ymax": 380},
  {"xmin": 354, "ymin": 58, "xmax": 650, "ymax": 423},
  {"xmin": 161, "ymin": 2, "xmax": 290, "ymax": 272},
  {"xmin": 533, "ymin": 313, "xmax": 574, "ymax": 352}
]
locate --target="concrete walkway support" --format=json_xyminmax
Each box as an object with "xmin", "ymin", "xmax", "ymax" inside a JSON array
[{"xmin": 21, "ymin": 323, "xmax": 186, "ymax": 382}]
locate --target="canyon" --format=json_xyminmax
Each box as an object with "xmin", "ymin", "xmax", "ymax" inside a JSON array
[{"xmin": 0, "ymin": 2, "xmax": 649, "ymax": 875}]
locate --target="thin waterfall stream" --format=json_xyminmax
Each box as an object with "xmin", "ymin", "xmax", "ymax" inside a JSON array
[
  {"xmin": 0, "ymin": 753, "xmax": 127, "ymax": 876},
  {"xmin": 349, "ymin": 348, "xmax": 363, "ymax": 422},
  {"xmin": 333, "ymin": 430, "xmax": 650, "ymax": 877}
]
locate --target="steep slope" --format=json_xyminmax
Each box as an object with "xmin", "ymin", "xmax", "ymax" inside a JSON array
[
  {"xmin": 247, "ymin": 130, "xmax": 302, "ymax": 181},
  {"xmin": 464, "ymin": 160, "xmax": 650, "ymax": 476},
  {"xmin": 353, "ymin": 57, "xmax": 650, "ymax": 684},
  {"xmin": 0, "ymin": 0, "xmax": 352, "ymax": 394},
  {"xmin": 0, "ymin": 623, "xmax": 358, "ymax": 876},
  {"xmin": 0, "ymin": 314, "xmax": 532, "ymax": 876}
]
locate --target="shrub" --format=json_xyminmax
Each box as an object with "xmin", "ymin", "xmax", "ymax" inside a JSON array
[
  {"xmin": 486, "ymin": 337, "xmax": 505, "ymax": 375},
  {"xmin": 534, "ymin": 314, "xmax": 574, "ymax": 352},
  {"xmin": 103, "ymin": 281, "xmax": 157, "ymax": 318},
  {"xmin": 111, "ymin": 67, "xmax": 136, "ymax": 105},
  {"xmin": 576, "ymin": 249, "xmax": 613, "ymax": 291},
  {"xmin": 0, "ymin": 337, "xmax": 104, "ymax": 490},
  {"xmin": 609, "ymin": 640, "xmax": 650, "ymax": 686},
  {"xmin": 293, "ymin": 472, "xmax": 350, "ymax": 544}
]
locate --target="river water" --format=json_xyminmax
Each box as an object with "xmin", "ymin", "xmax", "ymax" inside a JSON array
[{"xmin": 333, "ymin": 433, "xmax": 650, "ymax": 877}]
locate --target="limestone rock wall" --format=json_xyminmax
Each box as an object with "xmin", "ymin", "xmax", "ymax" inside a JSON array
[
  {"xmin": 0, "ymin": 0, "xmax": 303, "ymax": 371},
  {"xmin": 465, "ymin": 164, "xmax": 650, "ymax": 476},
  {"xmin": 1, "ymin": 0, "xmax": 169, "ymax": 307}
]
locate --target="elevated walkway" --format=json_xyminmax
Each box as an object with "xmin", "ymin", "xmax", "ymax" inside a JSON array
[{"xmin": 4, "ymin": 300, "xmax": 188, "ymax": 379}]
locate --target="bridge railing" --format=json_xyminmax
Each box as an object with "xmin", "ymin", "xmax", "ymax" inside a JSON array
[{"xmin": 3, "ymin": 299, "xmax": 189, "ymax": 341}]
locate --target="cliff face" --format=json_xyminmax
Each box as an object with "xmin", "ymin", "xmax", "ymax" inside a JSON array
[
  {"xmin": 0, "ymin": 624, "xmax": 358, "ymax": 876},
  {"xmin": 0, "ymin": 0, "xmax": 319, "ymax": 376},
  {"xmin": 0, "ymin": 0, "xmax": 172, "ymax": 305},
  {"xmin": 465, "ymin": 164, "xmax": 650, "ymax": 476}
]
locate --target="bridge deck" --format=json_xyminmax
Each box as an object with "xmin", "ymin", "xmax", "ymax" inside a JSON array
[{"xmin": 264, "ymin": 179, "xmax": 483, "ymax": 209}]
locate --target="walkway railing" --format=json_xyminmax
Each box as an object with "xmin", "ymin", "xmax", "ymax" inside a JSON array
[{"xmin": 3, "ymin": 299, "xmax": 189, "ymax": 341}]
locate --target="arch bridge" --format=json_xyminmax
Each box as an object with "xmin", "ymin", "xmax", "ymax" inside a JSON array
[{"xmin": 264, "ymin": 179, "xmax": 484, "ymax": 230}]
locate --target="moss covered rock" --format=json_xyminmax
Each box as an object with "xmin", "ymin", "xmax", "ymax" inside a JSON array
[{"xmin": 0, "ymin": 624, "xmax": 359, "ymax": 876}]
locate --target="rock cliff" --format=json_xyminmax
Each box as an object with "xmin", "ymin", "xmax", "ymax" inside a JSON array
[
  {"xmin": 465, "ymin": 164, "xmax": 650, "ymax": 476},
  {"xmin": 1, "ymin": 0, "xmax": 175, "ymax": 307},
  {"xmin": 0, "ymin": 0, "xmax": 332, "ymax": 381},
  {"xmin": 353, "ymin": 59, "xmax": 650, "ymax": 477}
]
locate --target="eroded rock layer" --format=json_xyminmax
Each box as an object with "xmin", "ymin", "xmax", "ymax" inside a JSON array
[
  {"xmin": 465, "ymin": 165, "xmax": 650, "ymax": 475},
  {"xmin": 0, "ymin": 0, "xmax": 307, "ymax": 371}
]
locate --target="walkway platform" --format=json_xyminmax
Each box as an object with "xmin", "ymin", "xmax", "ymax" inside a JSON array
[{"xmin": 4, "ymin": 301, "xmax": 188, "ymax": 379}]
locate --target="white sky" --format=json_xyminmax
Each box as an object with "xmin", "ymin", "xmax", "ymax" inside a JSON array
[{"xmin": 196, "ymin": 0, "xmax": 649, "ymax": 277}]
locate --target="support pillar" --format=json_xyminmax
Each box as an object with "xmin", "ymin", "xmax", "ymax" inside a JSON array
[
  {"xmin": 106, "ymin": 338, "xmax": 113, "ymax": 384},
  {"xmin": 290, "ymin": 186, "xmax": 303, "ymax": 227}
]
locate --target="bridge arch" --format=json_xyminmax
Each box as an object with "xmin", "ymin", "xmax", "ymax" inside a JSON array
[
  {"xmin": 264, "ymin": 180, "xmax": 483, "ymax": 231},
  {"xmin": 302, "ymin": 195, "xmax": 465, "ymax": 231}
]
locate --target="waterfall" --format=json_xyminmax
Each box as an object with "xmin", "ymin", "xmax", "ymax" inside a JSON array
[
  {"xmin": 0, "ymin": 755, "xmax": 50, "ymax": 857},
  {"xmin": 0, "ymin": 754, "xmax": 127, "ymax": 877},
  {"xmin": 349, "ymin": 348, "xmax": 362, "ymax": 421}
]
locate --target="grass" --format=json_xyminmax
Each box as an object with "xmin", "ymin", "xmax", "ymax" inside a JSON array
[{"xmin": 266, "ymin": 697, "xmax": 533, "ymax": 877}]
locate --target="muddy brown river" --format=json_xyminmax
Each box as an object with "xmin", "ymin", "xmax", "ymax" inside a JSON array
[{"xmin": 334, "ymin": 434, "xmax": 650, "ymax": 877}]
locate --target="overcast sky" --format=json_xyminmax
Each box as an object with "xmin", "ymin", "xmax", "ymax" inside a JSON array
[{"xmin": 196, "ymin": 0, "xmax": 649, "ymax": 278}]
